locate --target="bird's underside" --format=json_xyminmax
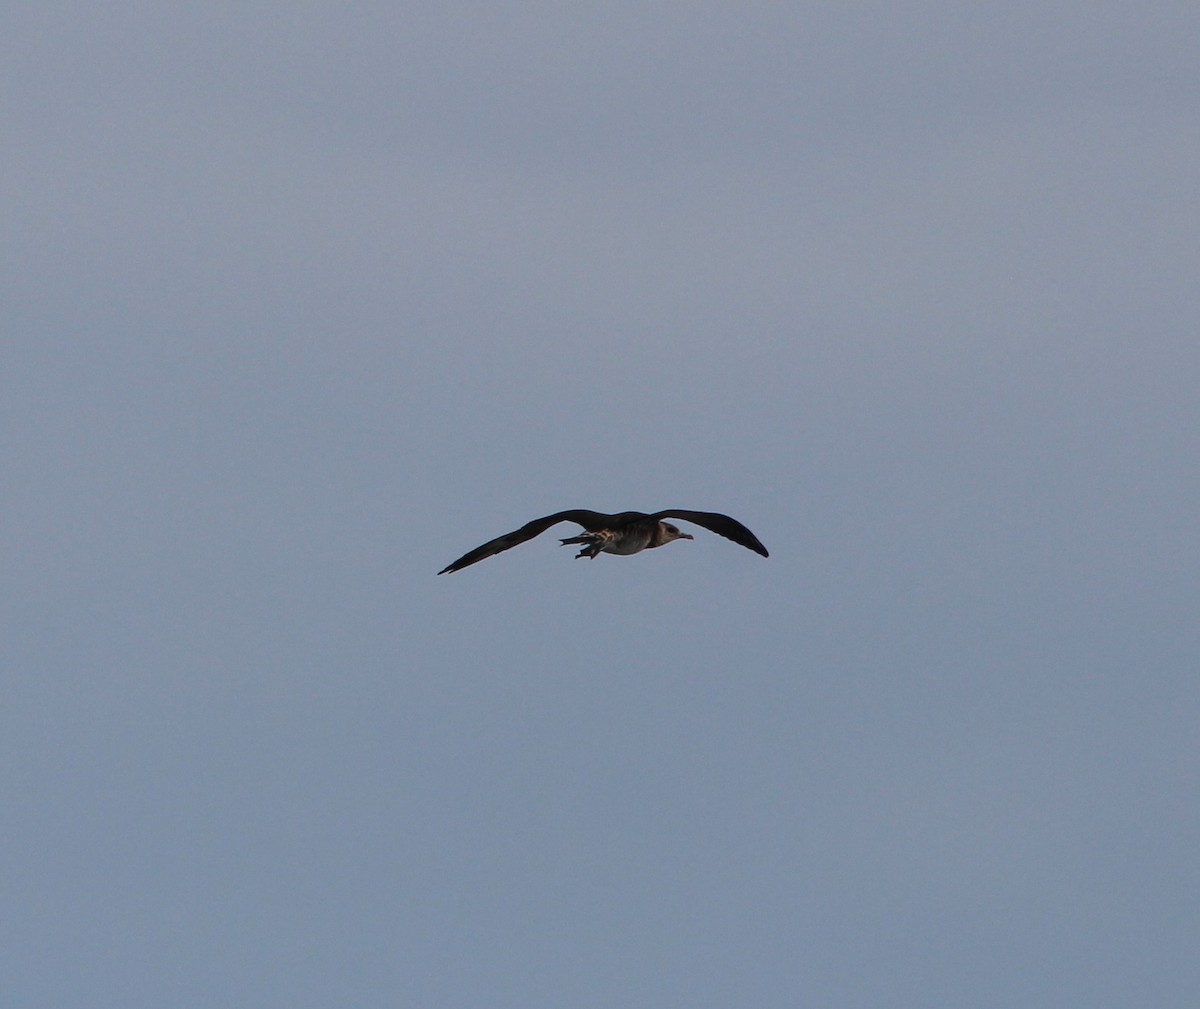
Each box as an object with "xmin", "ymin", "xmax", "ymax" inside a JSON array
[{"xmin": 438, "ymin": 508, "xmax": 768, "ymax": 574}]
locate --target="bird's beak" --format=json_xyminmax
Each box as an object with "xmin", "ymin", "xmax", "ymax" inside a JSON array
[{"xmin": 681, "ymin": 532, "xmax": 694, "ymax": 540}]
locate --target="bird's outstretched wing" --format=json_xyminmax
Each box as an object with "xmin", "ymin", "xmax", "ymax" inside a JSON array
[
  {"xmin": 438, "ymin": 510, "xmax": 612, "ymax": 574},
  {"xmin": 652, "ymin": 510, "xmax": 769, "ymax": 557}
]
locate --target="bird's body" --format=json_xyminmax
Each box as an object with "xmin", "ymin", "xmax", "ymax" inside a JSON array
[{"xmin": 438, "ymin": 508, "xmax": 767, "ymax": 574}]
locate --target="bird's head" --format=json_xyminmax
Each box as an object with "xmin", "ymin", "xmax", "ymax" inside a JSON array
[{"xmin": 660, "ymin": 522, "xmax": 693, "ymax": 544}]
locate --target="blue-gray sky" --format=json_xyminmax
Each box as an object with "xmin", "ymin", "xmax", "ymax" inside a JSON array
[{"xmin": 4, "ymin": 4, "xmax": 1198, "ymax": 1007}]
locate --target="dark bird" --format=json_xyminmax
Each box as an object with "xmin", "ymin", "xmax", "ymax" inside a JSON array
[{"xmin": 438, "ymin": 509, "xmax": 768, "ymax": 574}]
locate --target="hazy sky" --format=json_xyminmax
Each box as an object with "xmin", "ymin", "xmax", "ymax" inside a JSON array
[{"xmin": 4, "ymin": 4, "xmax": 1198, "ymax": 1007}]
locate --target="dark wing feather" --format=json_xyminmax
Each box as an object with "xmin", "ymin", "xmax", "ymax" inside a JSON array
[
  {"xmin": 438, "ymin": 510, "xmax": 612, "ymax": 574},
  {"xmin": 653, "ymin": 510, "xmax": 769, "ymax": 557}
]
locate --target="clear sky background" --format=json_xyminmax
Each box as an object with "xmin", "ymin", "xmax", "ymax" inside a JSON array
[{"xmin": 4, "ymin": 3, "xmax": 1198, "ymax": 1007}]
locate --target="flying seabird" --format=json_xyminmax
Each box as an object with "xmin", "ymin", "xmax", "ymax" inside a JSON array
[{"xmin": 438, "ymin": 509, "xmax": 768, "ymax": 574}]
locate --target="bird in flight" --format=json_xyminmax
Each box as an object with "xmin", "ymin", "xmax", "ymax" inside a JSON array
[{"xmin": 438, "ymin": 508, "xmax": 768, "ymax": 574}]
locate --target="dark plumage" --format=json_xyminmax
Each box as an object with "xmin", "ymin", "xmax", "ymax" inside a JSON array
[{"xmin": 438, "ymin": 509, "xmax": 768, "ymax": 574}]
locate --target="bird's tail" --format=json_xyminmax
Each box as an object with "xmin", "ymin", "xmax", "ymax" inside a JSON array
[{"xmin": 560, "ymin": 532, "xmax": 603, "ymax": 559}]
